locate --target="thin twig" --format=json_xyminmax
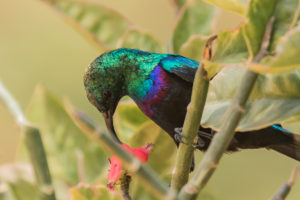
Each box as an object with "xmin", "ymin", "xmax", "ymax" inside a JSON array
[
  {"xmin": 120, "ymin": 173, "xmax": 132, "ymax": 200},
  {"xmin": 290, "ymin": 1, "xmax": 300, "ymax": 29},
  {"xmin": 0, "ymin": 80, "xmax": 56, "ymax": 200},
  {"xmin": 178, "ymin": 16, "xmax": 275, "ymax": 200},
  {"xmin": 67, "ymin": 106, "xmax": 177, "ymax": 200},
  {"xmin": 170, "ymin": 35, "xmax": 217, "ymax": 191},
  {"xmin": 271, "ymin": 165, "xmax": 300, "ymax": 200}
]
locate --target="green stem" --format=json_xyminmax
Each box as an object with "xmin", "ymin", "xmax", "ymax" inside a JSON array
[
  {"xmin": 0, "ymin": 81, "xmax": 56, "ymax": 200},
  {"xmin": 24, "ymin": 126, "xmax": 56, "ymax": 200},
  {"xmin": 120, "ymin": 173, "xmax": 132, "ymax": 200},
  {"xmin": 171, "ymin": 65, "xmax": 209, "ymax": 191},
  {"xmin": 290, "ymin": 0, "xmax": 300, "ymax": 29},
  {"xmin": 69, "ymin": 108, "xmax": 177, "ymax": 200},
  {"xmin": 178, "ymin": 16, "xmax": 275, "ymax": 200},
  {"xmin": 271, "ymin": 165, "xmax": 300, "ymax": 200},
  {"xmin": 178, "ymin": 70, "xmax": 258, "ymax": 200},
  {"xmin": 171, "ymin": 35, "xmax": 216, "ymax": 191}
]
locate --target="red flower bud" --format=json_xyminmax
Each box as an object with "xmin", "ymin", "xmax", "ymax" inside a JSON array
[{"xmin": 107, "ymin": 143, "xmax": 152, "ymax": 191}]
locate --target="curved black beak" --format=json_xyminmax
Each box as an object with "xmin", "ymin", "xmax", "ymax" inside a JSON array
[{"xmin": 103, "ymin": 106, "xmax": 121, "ymax": 144}]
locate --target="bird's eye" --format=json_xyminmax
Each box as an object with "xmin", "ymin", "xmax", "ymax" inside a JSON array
[{"xmin": 103, "ymin": 90, "xmax": 111, "ymax": 99}]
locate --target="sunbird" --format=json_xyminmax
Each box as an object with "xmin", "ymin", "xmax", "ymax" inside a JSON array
[{"xmin": 84, "ymin": 48, "xmax": 300, "ymax": 161}]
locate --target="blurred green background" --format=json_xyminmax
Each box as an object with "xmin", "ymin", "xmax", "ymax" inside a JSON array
[{"xmin": 0, "ymin": 0, "xmax": 299, "ymax": 199}]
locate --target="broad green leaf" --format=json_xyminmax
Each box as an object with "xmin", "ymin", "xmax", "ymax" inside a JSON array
[
  {"xmin": 203, "ymin": 61, "xmax": 223, "ymax": 79},
  {"xmin": 212, "ymin": 29, "xmax": 248, "ymax": 64},
  {"xmin": 204, "ymin": 0, "xmax": 247, "ymax": 16},
  {"xmin": 117, "ymin": 28, "xmax": 162, "ymax": 52},
  {"xmin": 129, "ymin": 121, "xmax": 177, "ymax": 200},
  {"xmin": 179, "ymin": 35, "xmax": 221, "ymax": 78},
  {"xmin": 114, "ymin": 101, "xmax": 150, "ymax": 142},
  {"xmin": 202, "ymin": 66, "xmax": 300, "ymax": 131},
  {"xmin": 129, "ymin": 122, "xmax": 176, "ymax": 175},
  {"xmin": 70, "ymin": 184, "xmax": 122, "ymax": 200},
  {"xmin": 249, "ymin": 26, "xmax": 300, "ymax": 73},
  {"xmin": 179, "ymin": 35, "xmax": 207, "ymax": 61},
  {"xmin": 40, "ymin": 0, "xmax": 131, "ymax": 50},
  {"xmin": 25, "ymin": 86, "xmax": 107, "ymax": 184},
  {"xmin": 169, "ymin": 0, "xmax": 188, "ymax": 9},
  {"xmin": 172, "ymin": 0, "xmax": 216, "ymax": 53},
  {"xmin": 0, "ymin": 164, "xmax": 38, "ymax": 200},
  {"xmin": 282, "ymin": 115, "xmax": 300, "ymax": 133},
  {"xmin": 270, "ymin": 0, "xmax": 300, "ymax": 50},
  {"xmin": 242, "ymin": 0, "xmax": 277, "ymax": 57}
]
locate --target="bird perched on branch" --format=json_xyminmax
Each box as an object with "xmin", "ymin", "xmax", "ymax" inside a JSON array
[{"xmin": 84, "ymin": 48, "xmax": 300, "ymax": 161}]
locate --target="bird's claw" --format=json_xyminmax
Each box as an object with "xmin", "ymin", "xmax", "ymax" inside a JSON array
[
  {"xmin": 174, "ymin": 127, "xmax": 184, "ymax": 144},
  {"xmin": 174, "ymin": 127, "xmax": 206, "ymax": 148}
]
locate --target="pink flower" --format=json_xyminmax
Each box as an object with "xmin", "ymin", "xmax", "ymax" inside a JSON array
[{"xmin": 107, "ymin": 143, "xmax": 152, "ymax": 191}]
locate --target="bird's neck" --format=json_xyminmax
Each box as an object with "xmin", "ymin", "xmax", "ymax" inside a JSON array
[{"xmin": 121, "ymin": 55, "xmax": 167, "ymax": 101}]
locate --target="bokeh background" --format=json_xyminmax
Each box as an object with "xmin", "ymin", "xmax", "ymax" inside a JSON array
[{"xmin": 0, "ymin": 0, "xmax": 299, "ymax": 199}]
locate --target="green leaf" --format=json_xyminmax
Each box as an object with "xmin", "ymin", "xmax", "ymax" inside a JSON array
[
  {"xmin": 25, "ymin": 86, "xmax": 107, "ymax": 184},
  {"xmin": 179, "ymin": 35, "xmax": 221, "ymax": 78},
  {"xmin": 270, "ymin": 0, "xmax": 300, "ymax": 50},
  {"xmin": 129, "ymin": 122, "xmax": 177, "ymax": 200},
  {"xmin": 70, "ymin": 184, "xmax": 122, "ymax": 200},
  {"xmin": 212, "ymin": 29, "xmax": 248, "ymax": 64},
  {"xmin": 204, "ymin": 0, "xmax": 247, "ymax": 16},
  {"xmin": 0, "ymin": 164, "xmax": 38, "ymax": 200},
  {"xmin": 249, "ymin": 26, "xmax": 300, "ymax": 73},
  {"xmin": 114, "ymin": 101, "xmax": 150, "ymax": 142},
  {"xmin": 129, "ymin": 122, "xmax": 176, "ymax": 175},
  {"xmin": 179, "ymin": 35, "xmax": 207, "ymax": 61},
  {"xmin": 203, "ymin": 61, "xmax": 223, "ymax": 79},
  {"xmin": 117, "ymin": 28, "xmax": 162, "ymax": 52},
  {"xmin": 242, "ymin": 0, "xmax": 277, "ymax": 57},
  {"xmin": 40, "ymin": 0, "xmax": 131, "ymax": 50},
  {"xmin": 202, "ymin": 66, "xmax": 300, "ymax": 131},
  {"xmin": 172, "ymin": 0, "xmax": 216, "ymax": 53}
]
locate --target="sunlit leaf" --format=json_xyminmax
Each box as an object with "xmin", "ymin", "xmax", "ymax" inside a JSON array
[
  {"xmin": 179, "ymin": 35, "xmax": 221, "ymax": 78},
  {"xmin": 0, "ymin": 164, "xmax": 38, "ymax": 200},
  {"xmin": 203, "ymin": 61, "xmax": 223, "ymax": 79},
  {"xmin": 249, "ymin": 26, "xmax": 300, "ymax": 73},
  {"xmin": 204, "ymin": 0, "xmax": 247, "ymax": 16},
  {"xmin": 241, "ymin": 0, "xmax": 277, "ymax": 57},
  {"xmin": 270, "ymin": 0, "xmax": 300, "ymax": 50},
  {"xmin": 25, "ymin": 86, "xmax": 107, "ymax": 184},
  {"xmin": 114, "ymin": 102, "xmax": 150, "ymax": 142},
  {"xmin": 172, "ymin": 0, "xmax": 216, "ymax": 53},
  {"xmin": 70, "ymin": 184, "xmax": 122, "ymax": 200},
  {"xmin": 212, "ymin": 28, "xmax": 248, "ymax": 64},
  {"xmin": 202, "ymin": 66, "xmax": 300, "ymax": 131},
  {"xmin": 40, "ymin": 0, "xmax": 131, "ymax": 50},
  {"xmin": 129, "ymin": 122, "xmax": 176, "ymax": 175},
  {"xmin": 117, "ymin": 28, "xmax": 162, "ymax": 52},
  {"xmin": 179, "ymin": 34, "xmax": 207, "ymax": 61},
  {"xmin": 129, "ymin": 121, "xmax": 176, "ymax": 199}
]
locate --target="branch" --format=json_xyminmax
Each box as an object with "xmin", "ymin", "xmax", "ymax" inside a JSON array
[
  {"xmin": 67, "ymin": 107, "xmax": 177, "ymax": 200},
  {"xmin": 120, "ymin": 173, "xmax": 132, "ymax": 200},
  {"xmin": 0, "ymin": 81, "xmax": 56, "ymax": 200},
  {"xmin": 178, "ymin": 17, "xmax": 275, "ymax": 200},
  {"xmin": 270, "ymin": 165, "xmax": 300, "ymax": 200},
  {"xmin": 171, "ymin": 35, "xmax": 217, "ymax": 191}
]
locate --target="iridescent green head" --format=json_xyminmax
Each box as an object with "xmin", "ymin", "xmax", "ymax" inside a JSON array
[
  {"xmin": 84, "ymin": 48, "xmax": 166, "ymax": 142},
  {"xmin": 84, "ymin": 51, "xmax": 124, "ymax": 113},
  {"xmin": 84, "ymin": 49, "xmax": 128, "ymax": 142}
]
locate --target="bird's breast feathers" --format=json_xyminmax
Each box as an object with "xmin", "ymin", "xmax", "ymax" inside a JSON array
[{"xmin": 138, "ymin": 65, "xmax": 169, "ymax": 117}]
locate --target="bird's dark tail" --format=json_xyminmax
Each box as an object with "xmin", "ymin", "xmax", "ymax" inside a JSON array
[
  {"xmin": 234, "ymin": 125, "xmax": 300, "ymax": 161},
  {"xmin": 268, "ymin": 130, "xmax": 300, "ymax": 161}
]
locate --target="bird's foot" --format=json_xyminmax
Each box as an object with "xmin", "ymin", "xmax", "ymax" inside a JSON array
[{"xmin": 174, "ymin": 127, "xmax": 206, "ymax": 148}]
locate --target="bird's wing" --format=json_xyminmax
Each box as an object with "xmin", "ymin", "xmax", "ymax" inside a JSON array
[{"xmin": 159, "ymin": 55, "xmax": 199, "ymax": 83}]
